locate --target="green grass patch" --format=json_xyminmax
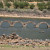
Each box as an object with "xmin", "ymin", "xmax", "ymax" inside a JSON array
[{"xmin": 0, "ymin": 44, "xmax": 50, "ymax": 48}]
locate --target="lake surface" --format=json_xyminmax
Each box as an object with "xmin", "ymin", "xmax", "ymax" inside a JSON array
[{"xmin": 0, "ymin": 17, "xmax": 50, "ymax": 40}]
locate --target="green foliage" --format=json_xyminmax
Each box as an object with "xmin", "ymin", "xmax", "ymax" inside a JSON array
[
  {"xmin": 28, "ymin": 0, "xmax": 34, "ymax": 2},
  {"xmin": 0, "ymin": 0, "xmax": 50, "ymax": 10},
  {"xmin": 13, "ymin": 1, "xmax": 29, "ymax": 9},
  {"xmin": 24, "ymin": 2, "xmax": 29, "ymax": 7},
  {"xmin": 9, "ymin": 0, "xmax": 14, "ymax": 2},
  {"xmin": 0, "ymin": 2, "xmax": 3, "ymax": 8},
  {"xmin": 5, "ymin": 0, "xmax": 14, "ymax": 2},
  {"xmin": 18, "ymin": 2, "xmax": 29, "ymax": 9},
  {"xmin": 47, "ymin": 2, "xmax": 50, "ymax": 10},
  {"xmin": 47, "ymin": 2, "xmax": 50, "ymax": 5},
  {"xmin": 5, "ymin": 2, "xmax": 11, "ymax": 8},
  {"xmin": 25, "ymin": 0, "xmax": 44, "ymax": 2},
  {"xmin": 19, "ymin": 2, "xmax": 25, "ymax": 8},
  {"xmin": 35, "ymin": 0, "xmax": 43, "ymax": 2},
  {"xmin": 37, "ymin": 3, "xmax": 47, "ymax": 11},
  {"xmin": 47, "ymin": 5, "xmax": 50, "ymax": 10},
  {"xmin": 30, "ymin": 4, "xmax": 35, "ymax": 9},
  {"xmin": 13, "ymin": 1, "xmax": 19, "ymax": 8}
]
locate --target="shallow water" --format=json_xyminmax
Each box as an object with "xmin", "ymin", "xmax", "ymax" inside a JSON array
[{"xmin": 0, "ymin": 17, "xmax": 50, "ymax": 40}]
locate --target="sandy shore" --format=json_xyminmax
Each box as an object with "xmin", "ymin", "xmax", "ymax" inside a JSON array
[
  {"xmin": 0, "ymin": 15, "xmax": 50, "ymax": 19},
  {"xmin": 0, "ymin": 47, "xmax": 50, "ymax": 50}
]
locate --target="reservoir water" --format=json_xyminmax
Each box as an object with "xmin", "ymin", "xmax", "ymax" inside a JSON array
[{"xmin": 0, "ymin": 17, "xmax": 50, "ymax": 40}]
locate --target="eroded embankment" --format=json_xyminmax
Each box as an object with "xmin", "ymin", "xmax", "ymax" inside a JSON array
[{"xmin": 0, "ymin": 9, "xmax": 50, "ymax": 19}]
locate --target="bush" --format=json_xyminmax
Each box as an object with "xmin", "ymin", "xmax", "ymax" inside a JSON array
[
  {"xmin": 0, "ymin": 2, "xmax": 3, "ymax": 8},
  {"xmin": 30, "ymin": 4, "xmax": 35, "ymax": 9},
  {"xmin": 13, "ymin": 1, "xmax": 19, "ymax": 8},
  {"xmin": 35, "ymin": 0, "xmax": 43, "ymax": 2},
  {"xmin": 28, "ymin": 0, "xmax": 34, "ymax": 2},
  {"xmin": 47, "ymin": 5, "xmax": 50, "ymax": 10},
  {"xmin": 19, "ymin": 2, "xmax": 25, "ymax": 8},
  {"xmin": 5, "ymin": 0, "xmax": 14, "ymax": 2},
  {"xmin": 37, "ymin": 3, "xmax": 47, "ymax": 11},
  {"xmin": 47, "ymin": 2, "xmax": 50, "ymax": 5},
  {"xmin": 5, "ymin": 2, "xmax": 11, "ymax": 8},
  {"xmin": 13, "ymin": 1, "xmax": 29, "ymax": 9},
  {"xmin": 24, "ymin": 2, "xmax": 29, "ymax": 7},
  {"xmin": 47, "ymin": 2, "xmax": 50, "ymax": 10}
]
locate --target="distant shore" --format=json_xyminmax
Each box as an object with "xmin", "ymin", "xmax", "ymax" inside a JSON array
[
  {"xmin": 0, "ymin": 9, "xmax": 50, "ymax": 19},
  {"xmin": 0, "ymin": 15, "xmax": 50, "ymax": 19}
]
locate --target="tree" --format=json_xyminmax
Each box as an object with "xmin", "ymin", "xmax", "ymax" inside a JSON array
[
  {"xmin": 5, "ymin": 2, "xmax": 11, "ymax": 8},
  {"xmin": 4, "ymin": 0, "xmax": 14, "ymax": 2},
  {"xmin": 19, "ymin": 2, "xmax": 25, "ymax": 8},
  {"xmin": 30, "ymin": 4, "xmax": 35, "ymax": 9},
  {"xmin": 13, "ymin": 1, "xmax": 19, "ymax": 8},
  {"xmin": 0, "ymin": 2, "xmax": 3, "ymax": 8},
  {"xmin": 24, "ymin": 2, "xmax": 29, "ymax": 7},
  {"xmin": 1, "ymin": 0, "xmax": 5, "ymax": 8},
  {"xmin": 47, "ymin": 5, "xmax": 50, "ymax": 10},
  {"xmin": 47, "ymin": 2, "xmax": 50, "ymax": 10},
  {"xmin": 37, "ymin": 3, "xmax": 47, "ymax": 11}
]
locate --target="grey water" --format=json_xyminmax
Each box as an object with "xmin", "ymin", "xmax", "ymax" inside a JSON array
[{"xmin": 0, "ymin": 17, "xmax": 50, "ymax": 40}]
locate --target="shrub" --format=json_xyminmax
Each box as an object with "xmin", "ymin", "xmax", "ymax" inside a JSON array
[
  {"xmin": 0, "ymin": 2, "xmax": 3, "ymax": 8},
  {"xmin": 47, "ymin": 2, "xmax": 50, "ymax": 10},
  {"xmin": 24, "ymin": 2, "xmax": 29, "ymax": 7},
  {"xmin": 19, "ymin": 2, "xmax": 25, "ymax": 8},
  {"xmin": 37, "ymin": 3, "xmax": 47, "ymax": 11},
  {"xmin": 47, "ymin": 2, "xmax": 50, "ymax": 5},
  {"xmin": 5, "ymin": 2, "xmax": 11, "ymax": 8},
  {"xmin": 36, "ymin": 0, "xmax": 43, "ymax": 2},
  {"xmin": 5, "ymin": 0, "xmax": 14, "ymax": 2},
  {"xmin": 13, "ymin": 1, "xmax": 19, "ymax": 8},
  {"xmin": 9, "ymin": 0, "xmax": 14, "ymax": 2},
  {"xmin": 28, "ymin": 0, "xmax": 34, "ymax": 2},
  {"xmin": 47, "ymin": 5, "xmax": 50, "ymax": 10},
  {"xmin": 30, "ymin": 4, "xmax": 35, "ymax": 9}
]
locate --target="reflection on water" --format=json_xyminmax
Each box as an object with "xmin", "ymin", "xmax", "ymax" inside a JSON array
[
  {"xmin": 0, "ymin": 18, "xmax": 50, "ymax": 40},
  {"xmin": 14, "ymin": 22, "xmax": 23, "ymax": 28},
  {"xmin": 26, "ymin": 23, "xmax": 36, "ymax": 28},
  {"xmin": 1, "ymin": 22, "xmax": 10, "ymax": 28},
  {"xmin": 39, "ymin": 23, "xmax": 48, "ymax": 29}
]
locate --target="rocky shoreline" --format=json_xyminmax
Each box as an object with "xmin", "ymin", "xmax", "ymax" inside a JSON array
[
  {"xmin": 0, "ymin": 9, "xmax": 50, "ymax": 19},
  {"xmin": 0, "ymin": 33, "xmax": 50, "ymax": 47}
]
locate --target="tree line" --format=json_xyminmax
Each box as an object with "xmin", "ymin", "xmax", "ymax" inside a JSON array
[
  {"xmin": 0, "ymin": 0, "xmax": 50, "ymax": 11},
  {"xmin": 3, "ymin": 0, "xmax": 50, "ymax": 2}
]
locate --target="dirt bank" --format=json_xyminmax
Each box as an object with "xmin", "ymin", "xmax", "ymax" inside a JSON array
[{"xmin": 0, "ymin": 15, "xmax": 50, "ymax": 19}]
